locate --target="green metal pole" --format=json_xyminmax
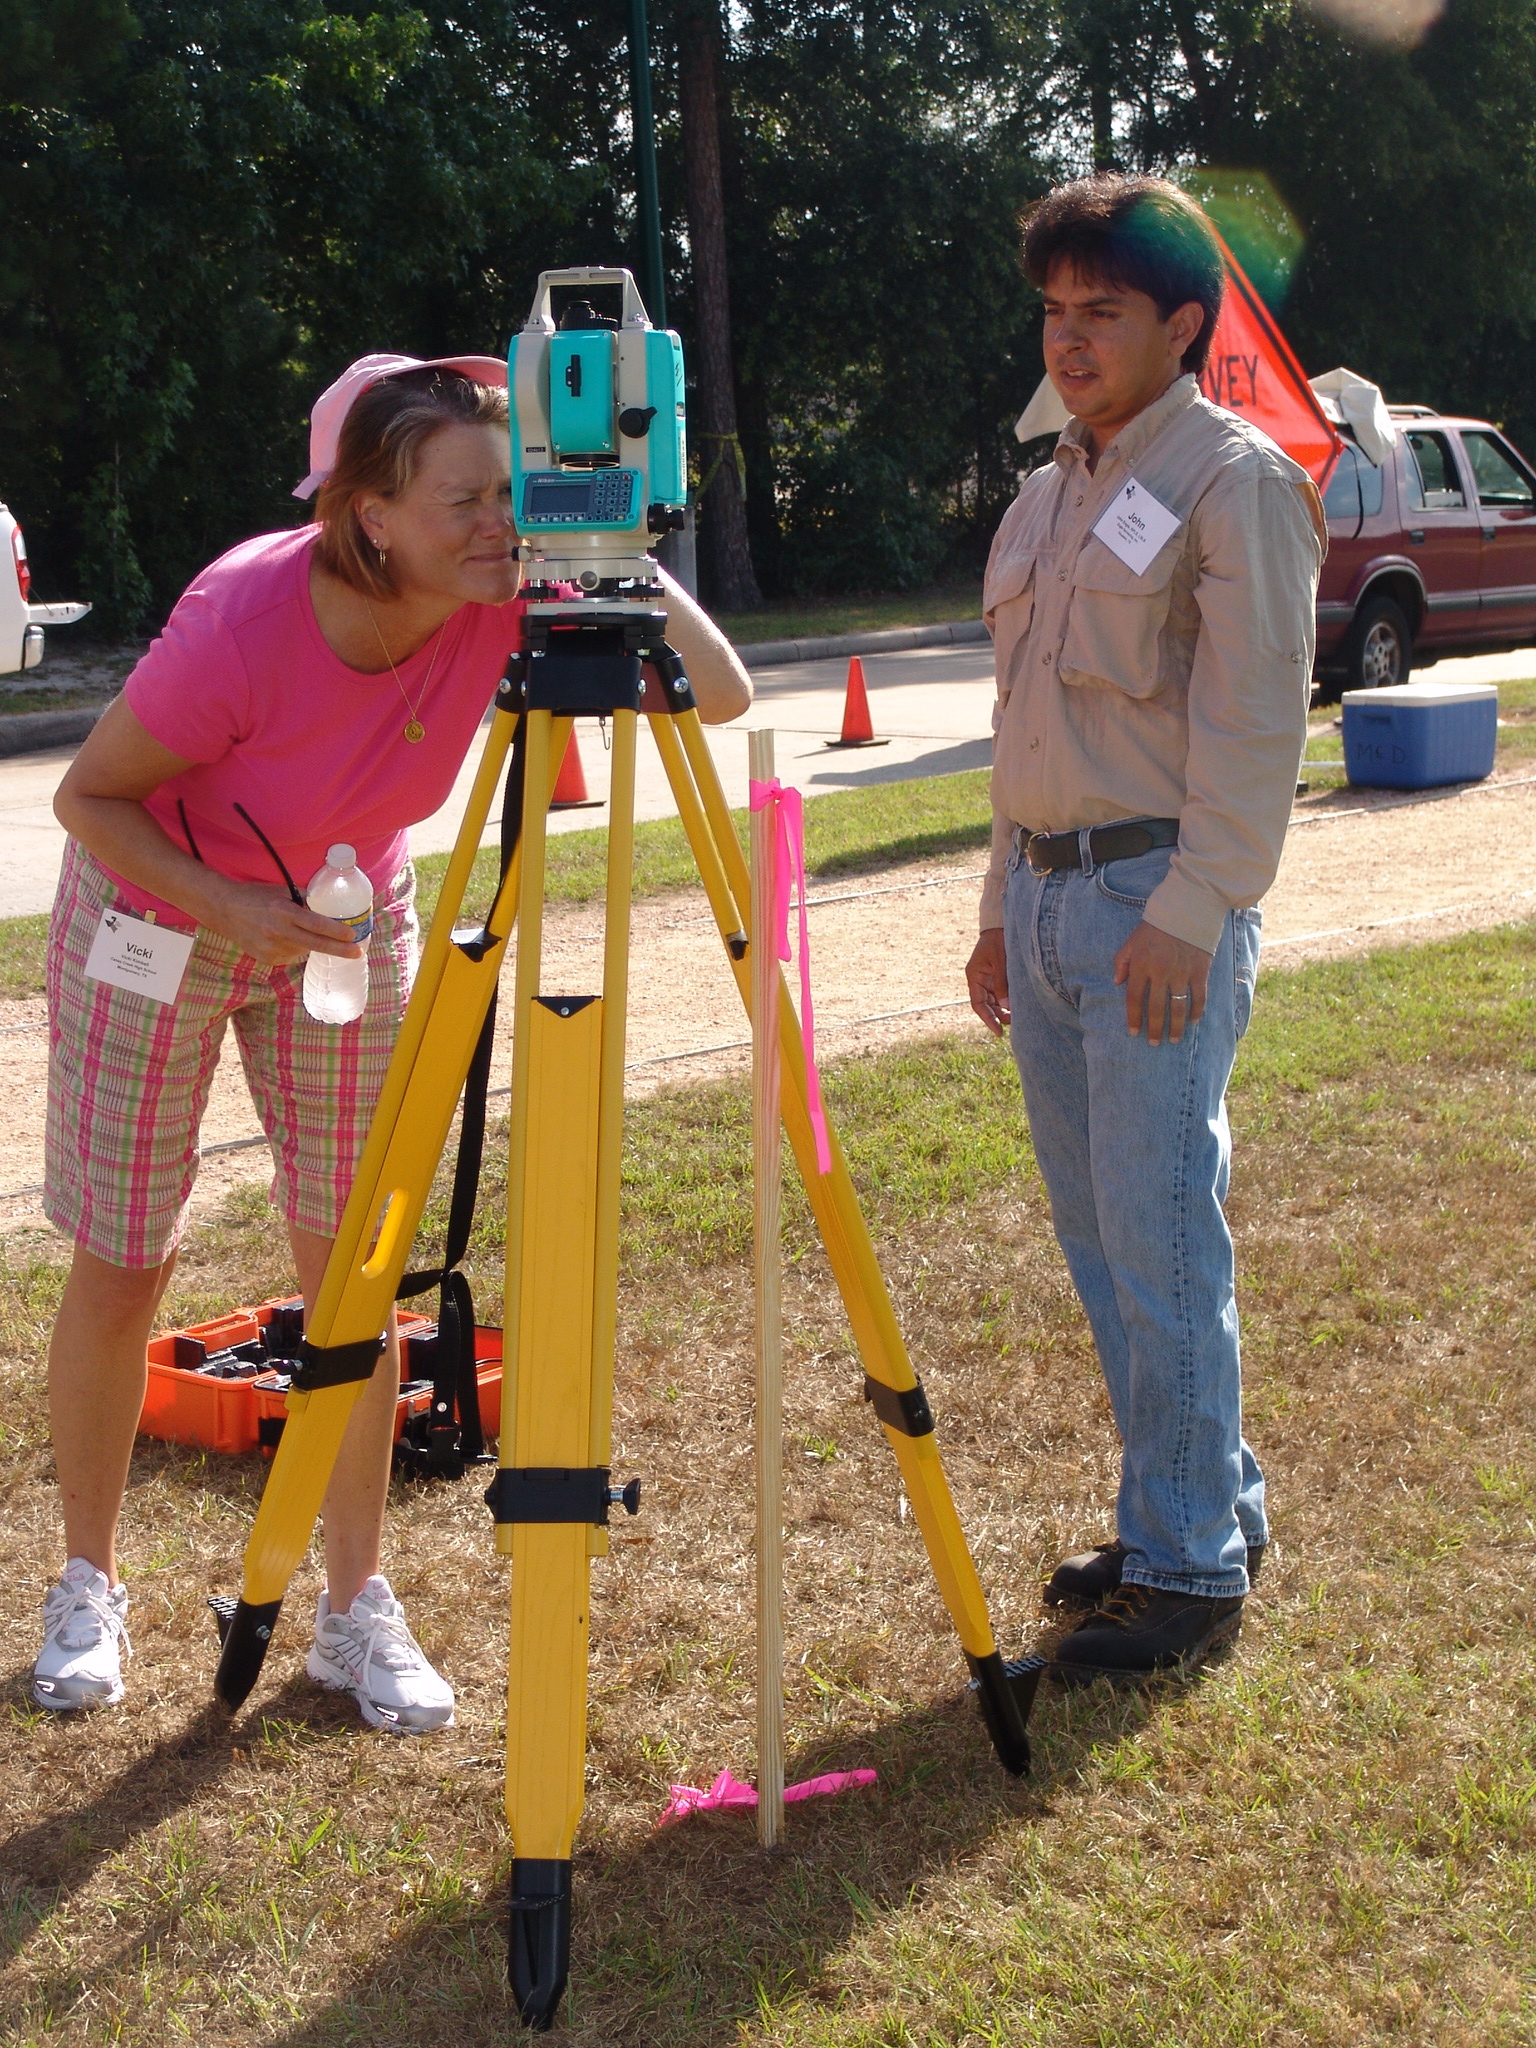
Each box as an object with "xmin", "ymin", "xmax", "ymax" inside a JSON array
[{"xmin": 627, "ymin": 0, "xmax": 667, "ymax": 326}]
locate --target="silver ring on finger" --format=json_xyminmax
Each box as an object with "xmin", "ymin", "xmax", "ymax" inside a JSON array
[{"xmin": 1170, "ymin": 992, "xmax": 1190, "ymax": 1005}]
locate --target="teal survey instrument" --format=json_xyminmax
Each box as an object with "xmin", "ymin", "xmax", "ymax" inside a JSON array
[
  {"xmin": 212, "ymin": 269, "xmax": 1038, "ymax": 2030},
  {"xmin": 510, "ymin": 263, "xmax": 687, "ymax": 575}
]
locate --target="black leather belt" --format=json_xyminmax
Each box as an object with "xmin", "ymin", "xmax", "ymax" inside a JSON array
[{"xmin": 1020, "ymin": 816, "xmax": 1180, "ymax": 875}]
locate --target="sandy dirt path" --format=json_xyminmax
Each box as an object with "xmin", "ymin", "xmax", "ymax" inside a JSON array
[{"xmin": 3, "ymin": 765, "xmax": 1534, "ymax": 1236}]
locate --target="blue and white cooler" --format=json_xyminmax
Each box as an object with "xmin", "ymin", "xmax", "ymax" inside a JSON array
[{"xmin": 1342, "ymin": 679, "xmax": 1498, "ymax": 791}]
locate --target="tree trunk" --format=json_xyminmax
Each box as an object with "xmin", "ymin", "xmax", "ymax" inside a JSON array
[
  {"xmin": 1169, "ymin": 0, "xmax": 1224, "ymax": 161},
  {"xmin": 677, "ymin": 0, "xmax": 761, "ymax": 612}
]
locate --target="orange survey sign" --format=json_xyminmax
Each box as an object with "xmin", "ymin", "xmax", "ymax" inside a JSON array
[{"xmin": 1200, "ymin": 232, "xmax": 1342, "ymax": 488}]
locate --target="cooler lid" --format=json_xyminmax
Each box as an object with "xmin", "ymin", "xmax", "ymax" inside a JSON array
[{"xmin": 1341, "ymin": 679, "xmax": 1498, "ymax": 706}]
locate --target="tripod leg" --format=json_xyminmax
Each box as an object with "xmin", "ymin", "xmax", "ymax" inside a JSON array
[
  {"xmin": 502, "ymin": 992, "xmax": 602, "ymax": 2028},
  {"xmin": 495, "ymin": 708, "xmax": 638, "ymax": 2027},
  {"xmin": 216, "ymin": 707, "xmax": 572, "ymax": 1711},
  {"xmin": 649, "ymin": 709, "xmax": 1034, "ymax": 1773}
]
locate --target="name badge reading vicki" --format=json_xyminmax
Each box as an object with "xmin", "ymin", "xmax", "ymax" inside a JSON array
[
  {"xmin": 84, "ymin": 908, "xmax": 194, "ymax": 1005},
  {"xmin": 1090, "ymin": 477, "xmax": 1181, "ymax": 575}
]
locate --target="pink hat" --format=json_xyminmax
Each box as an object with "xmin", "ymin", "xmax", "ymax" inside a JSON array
[{"xmin": 293, "ymin": 352, "xmax": 509, "ymax": 500}]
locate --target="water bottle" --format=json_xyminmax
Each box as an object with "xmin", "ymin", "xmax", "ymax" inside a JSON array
[{"xmin": 302, "ymin": 843, "xmax": 373, "ymax": 1024}]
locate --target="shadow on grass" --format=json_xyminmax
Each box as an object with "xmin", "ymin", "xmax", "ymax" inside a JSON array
[
  {"xmin": 260, "ymin": 1672, "xmax": 1167, "ymax": 2048},
  {"xmin": 0, "ymin": 1674, "xmax": 342, "ymax": 1965},
  {"xmin": 806, "ymin": 737, "xmax": 991, "ymax": 796}
]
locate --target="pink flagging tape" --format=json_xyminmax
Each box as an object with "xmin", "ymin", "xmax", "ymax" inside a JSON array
[
  {"xmin": 748, "ymin": 777, "xmax": 832, "ymax": 1174},
  {"xmin": 657, "ymin": 1765, "xmax": 877, "ymax": 1828}
]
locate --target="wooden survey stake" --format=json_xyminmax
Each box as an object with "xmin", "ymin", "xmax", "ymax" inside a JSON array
[{"xmin": 749, "ymin": 728, "xmax": 786, "ymax": 1849}]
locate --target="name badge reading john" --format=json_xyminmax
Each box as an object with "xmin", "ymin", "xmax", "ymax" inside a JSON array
[
  {"xmin": 84, "ymin": 907, "xmax": 194, "ymax": 1005},
  {"xmin": 1091, "ymin": 477, "xmax": 1181, "ymax": 575}
]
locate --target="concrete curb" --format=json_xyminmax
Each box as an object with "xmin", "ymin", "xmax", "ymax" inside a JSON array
[
  {"xmin": 734, "ymin": 617, "xmax": 987, "ymax": 670},
  {"xmin": 0, "ymin": 705, "xmax": 106, "ymax": 758}
]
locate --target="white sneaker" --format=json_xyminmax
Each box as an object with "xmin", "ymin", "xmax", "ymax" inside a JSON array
[
  {"xmin": 33, "ymin": 1557, "xmax": 131, "ymax": 1710},
  {"xmin": 305, "ymin": 1575, "xmax": 455, "ymax": 1733}
]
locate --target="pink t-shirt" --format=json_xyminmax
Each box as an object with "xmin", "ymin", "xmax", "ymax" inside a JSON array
[{"xmin": 117, "ymin": 525, "xmax": 522, "ymax": 924}]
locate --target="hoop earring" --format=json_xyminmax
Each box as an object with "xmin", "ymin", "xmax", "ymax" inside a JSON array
[{"xmin": 374, "ymin": 540, "xmax": 388, "ymax": 568}]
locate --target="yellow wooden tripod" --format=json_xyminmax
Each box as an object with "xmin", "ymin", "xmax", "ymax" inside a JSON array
[{"xmin": 213, "ymin": 604, "xmax": 1037, "ymax": 2029}]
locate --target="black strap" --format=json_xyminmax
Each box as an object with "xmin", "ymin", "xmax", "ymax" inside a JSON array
[
  {"xmin": 177, "ymin": 799, "xmax": 204, "ymax": 864},
  {"xmin": 395, "ymin": 707, "xmax": 526, "ymax": 1474},
  {"xmin": 484, "ymin": 1467, "xmax": 614, "ymax": 1525},
  {"xmin": 291, "ymin": 1334, "xmax": 387, "ymax": 1391},
  {"xmin": 863, "ymin": 1374, "xmax": 935, "ymax": 1437},
  {"xmin": 233, "ymin": 802, "xmax": 305, "ymax": 905}
]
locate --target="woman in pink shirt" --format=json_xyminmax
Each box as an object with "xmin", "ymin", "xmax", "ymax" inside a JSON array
[{"xmin": 34, "ymin": 356, "xmax": 751, "ymax": 1726}]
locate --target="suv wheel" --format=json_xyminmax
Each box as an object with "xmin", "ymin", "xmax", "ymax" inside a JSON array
[{"xmin": 1345, "ymin": 594, "xmax": 1412, "ymax": 691}]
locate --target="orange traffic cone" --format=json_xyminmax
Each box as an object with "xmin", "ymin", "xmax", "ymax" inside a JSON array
[
  {"xmin": 549, "ymin": 728, "xmax": 602, "ymax": 810},
  {"xmin": 826, "ymin": 655, "xmax": 889, "ymax": 749}
]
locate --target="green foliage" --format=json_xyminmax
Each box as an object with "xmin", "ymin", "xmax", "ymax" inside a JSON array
[
  {"xmin": 719, "ymin": 3, "xmax": 1054, "ymax": 594},
  {"xmin": 1038, "ymin": 2, "xmax": 1536, "ymax": 450},
  {"xmin": 0, "ymin": 912, "xmax": 48, "ymax": 1001},
  {"xmin": 0, "ymin": 1, "xmax": 591, "ymax": 629},
  {"xmin": 7, "ymin": 3, "xmax": 1536, "ymax": 623},
  {"xmin": 772, "ymin": 433, "xmax": 949, "ymax": 595}
]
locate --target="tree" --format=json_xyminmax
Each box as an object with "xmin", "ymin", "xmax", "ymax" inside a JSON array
[
  {"xmin": 1030, "ymin": 1, "xmax": 1536, "ymax": 452},
  {"xmin": 722, "ymin": 3, "xmax": 1053, "ymax": 591},
  {"xmin": 0, "ymin": 1, "xmax": 589, "ymax": 627},
  {"xmin": 10, "ymin": 2, "xmax": 1536, "ymax": 625},
  {"xmin": 675, "ymin": 0, "xmax": 762, "ymax": 609}
]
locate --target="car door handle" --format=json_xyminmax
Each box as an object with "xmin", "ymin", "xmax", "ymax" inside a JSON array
[
  {"xmin": 1483, "ymin": 526, "xmax": 1497, "ymax": 540},
  {"xmin": 1408, "ymin": 529, "xmax": 1425, "ymax": 544}
]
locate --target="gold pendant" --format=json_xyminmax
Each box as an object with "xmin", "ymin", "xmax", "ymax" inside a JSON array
[{"xmin": 403, "ymin": 719, "xmax": 425, "ymax": 745}]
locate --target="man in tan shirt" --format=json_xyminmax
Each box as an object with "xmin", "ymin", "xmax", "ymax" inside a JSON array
[{"xmin": 966, "ymin": 175, "xmax": 1323, "ymax": 1681}]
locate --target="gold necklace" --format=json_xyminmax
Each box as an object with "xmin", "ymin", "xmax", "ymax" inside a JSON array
[{"xmin": 365, "ymin": 603, "xmax": 446, "ymax": 744}]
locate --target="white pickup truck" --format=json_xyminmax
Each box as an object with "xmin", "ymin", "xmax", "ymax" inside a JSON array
[{"xmin": 1, "ymin": 499, "xmax": 90, "ymax": 673}]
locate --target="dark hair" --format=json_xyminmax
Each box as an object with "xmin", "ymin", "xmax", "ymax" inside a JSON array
[
  {"xmin": 314, "ymin": 368, "xmax": 509, "ymax": 597},
  {"xmin": 1020, "ymin": 175, "xmax": 1225, "ymax": 377}
]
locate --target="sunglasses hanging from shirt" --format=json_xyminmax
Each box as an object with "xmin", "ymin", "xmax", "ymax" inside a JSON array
[{"xmin": 214, "ymin": 798, "xmax": 491, "ymax": 1479}]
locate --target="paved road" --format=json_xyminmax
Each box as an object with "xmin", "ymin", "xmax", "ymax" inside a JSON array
[
  {"xmin": 1, "ymin": 642, "xmax": 1531, "ymax": 919},
  {"xmin": 0, "ymin": 642, "xmax": 997, "ymax": 917}
]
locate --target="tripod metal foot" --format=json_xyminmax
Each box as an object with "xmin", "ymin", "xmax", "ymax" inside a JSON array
[
  {"xmin": 213, "ymin": 1597, "xmax": 284, "ymax": 1710},
  {"xmin": 507, "ymin": 1858, "xmax": 571, "ymax": 2030},
  {"xmin": 967, "ymin": 1650, "xmax": 1043, "ymax": 1777}
]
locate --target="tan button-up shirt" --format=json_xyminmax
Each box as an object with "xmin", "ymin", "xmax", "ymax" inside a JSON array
[{"xmin": 981, "ymin": 375, "xmax": 1324, "ymax": 950}]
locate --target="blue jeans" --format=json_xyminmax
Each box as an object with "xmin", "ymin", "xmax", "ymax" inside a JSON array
[{"xmin": 1003, "ymin": 842, "xmax": 1267, "ymax": 1597}]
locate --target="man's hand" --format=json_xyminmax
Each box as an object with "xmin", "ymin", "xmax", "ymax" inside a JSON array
[
  {"xmin": 966, "ymin": 928, "xmax": 1011, "ymax": 1037},
  {"xmin": 1114, "ymin": 920, "xmax": 1213, "ymax": 1044}
]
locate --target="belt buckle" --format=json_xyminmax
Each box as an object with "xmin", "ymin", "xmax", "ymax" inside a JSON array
[{"xmin": 1024, "ymin": 830, "xmax": 1052, "ymax": 876}]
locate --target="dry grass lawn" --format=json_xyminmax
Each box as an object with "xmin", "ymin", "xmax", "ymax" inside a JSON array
[{"xmin": 1, "ymin": 925, "xmax": 1534, "ymax": 2044}]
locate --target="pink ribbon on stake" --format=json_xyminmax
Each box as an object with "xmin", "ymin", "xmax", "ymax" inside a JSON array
[
  {"xmin": 657, "ymin": 1766, "xmax": 877, "ymax": 1828},
  {"xmin": 748, "ymin": 777, "xmax": 833, "ymax": 1175}
]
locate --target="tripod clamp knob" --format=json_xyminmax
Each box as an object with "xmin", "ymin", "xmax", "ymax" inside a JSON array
[{"xmin": 608, "ymin": 1478, "xmax": 642, "ymax": 1517}]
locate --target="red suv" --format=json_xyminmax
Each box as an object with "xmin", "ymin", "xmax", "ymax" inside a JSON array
[{"xmin": 1316, "ymin": 407, "xmax": 1536, "ymax": 693}]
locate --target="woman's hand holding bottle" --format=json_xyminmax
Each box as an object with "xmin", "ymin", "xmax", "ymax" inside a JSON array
[{"xmin": 203, "ymin": 877, "xmax": 366, "ymax": 969}]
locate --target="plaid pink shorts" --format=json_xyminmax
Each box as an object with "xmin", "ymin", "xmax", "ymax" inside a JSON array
[{"xmin": 45, "ymin": 839, "xmax": 418, "ymax": 1269}]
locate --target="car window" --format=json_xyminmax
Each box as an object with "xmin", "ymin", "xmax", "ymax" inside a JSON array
[
  {"xmin": 1461, "ymin": 430, "xmax": 1536, "ymax": 508},
  {"xmin": 1403, "ymin": 430, "xmax": 1466, "ymax": 509},
  {"xmin": 1323, "ymin": 444, "xmax": 1361, "ymax": 522}
]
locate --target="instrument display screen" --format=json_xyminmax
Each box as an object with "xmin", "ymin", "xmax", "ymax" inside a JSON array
[
  {"xmin": 527, "ymin": 478, "xmax": 593, "ymax": 517},
  {"xmin": 522, "ymin": 471, "xmax": 637, "ymax": 526}
]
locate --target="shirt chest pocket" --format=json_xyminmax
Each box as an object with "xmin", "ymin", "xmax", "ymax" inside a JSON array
[
  {"xmin": 1060, "ymin": 536, "xmax": 1182, "ymax": 701},
  {"xmin": 983, "ymin": 549, "xmax": 1035, "ymax": 637}
]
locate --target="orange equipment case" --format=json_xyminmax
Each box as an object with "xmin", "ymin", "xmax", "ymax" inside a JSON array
[{"xmin": 138, "ymin": 1297, "xmax": 502, "ymax": 1458}]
